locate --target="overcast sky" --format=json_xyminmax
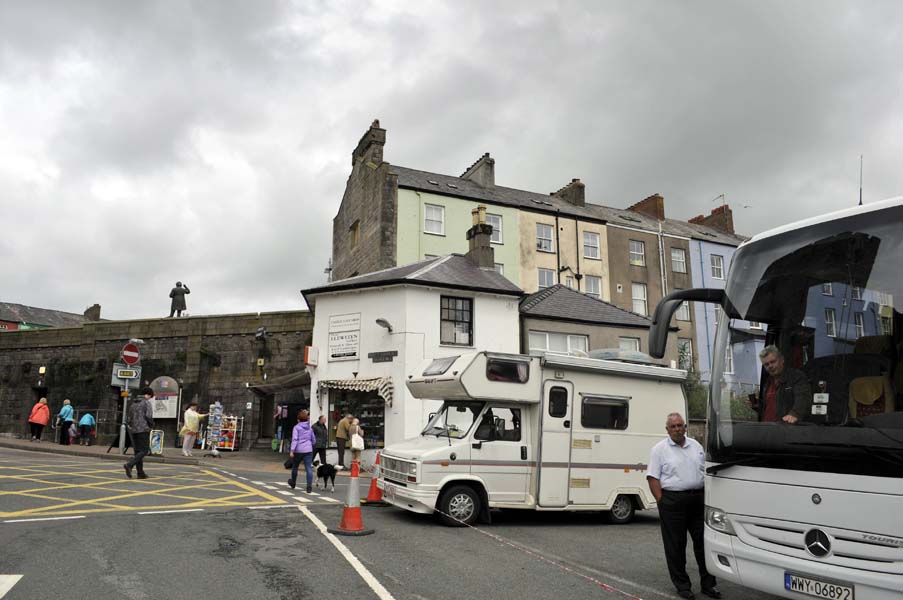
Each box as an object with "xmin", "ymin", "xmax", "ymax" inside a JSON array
[{"xmin": 2, "ymin": 1, "xmax": 902, "ymax": 320}]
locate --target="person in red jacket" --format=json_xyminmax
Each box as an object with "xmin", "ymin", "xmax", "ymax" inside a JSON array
[{"xmin": 28, "ymin": 398, "xmax": 51, "ymax": 442}]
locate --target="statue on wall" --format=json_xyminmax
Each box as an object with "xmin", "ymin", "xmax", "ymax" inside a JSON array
[{"xmin": 169, "ymin": 282, "xmax": 191, "ymax": 318}]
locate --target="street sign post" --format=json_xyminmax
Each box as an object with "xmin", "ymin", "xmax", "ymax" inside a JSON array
[{"xmin": 118, "ymin": 343, "xmax": 142, "ymax": 452}]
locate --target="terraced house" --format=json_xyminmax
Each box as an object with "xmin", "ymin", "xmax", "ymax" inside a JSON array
[{"xmin": 330, "ymin": 121, "xmax": 747, "ymax": 370}]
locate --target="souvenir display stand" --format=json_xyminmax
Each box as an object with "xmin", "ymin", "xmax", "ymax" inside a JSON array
[{"xmin": 203, "ymin": 403, "xmax": 243, "ymax": 452}]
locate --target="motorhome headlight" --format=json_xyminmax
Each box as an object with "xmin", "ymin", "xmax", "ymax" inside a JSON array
[
  {"xmin": 407, "ymin": 463, "xmax": 418, "ymax": 483},
  {"xmin": 705, "ymin": 506, "xmax": 736, "ymax": 535}
]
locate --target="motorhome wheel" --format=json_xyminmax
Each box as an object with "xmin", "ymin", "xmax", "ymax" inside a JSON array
[
  {"xmin": 607, "ymin": 494, "xmax": 635, "ymax": 524},
  {"xmin": 438, "ymin": 485, "xmax": 481, "ymax": 527}
]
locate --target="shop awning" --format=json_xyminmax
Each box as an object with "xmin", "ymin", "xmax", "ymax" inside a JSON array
[
  {"xmin": 319, "ymin": 377, "xmax": 394, "ymax": 406},
  {"xmin": 248, "ymin": 370, "xmax": 311, "ymax": 395}
]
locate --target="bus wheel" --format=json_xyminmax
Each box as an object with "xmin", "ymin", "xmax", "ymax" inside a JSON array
[
  {"xmin": 438, "ymin": 485, "xmax": 480, "ymax": 527},
  {"xmin": 607, "ymin": 494, "xmax": 635, "ymax": 524}
]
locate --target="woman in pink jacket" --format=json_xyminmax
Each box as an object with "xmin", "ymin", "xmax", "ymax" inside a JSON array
[
  {"xmin": 288, "ymin": 409, "xmax": 317, "ymax": 493},
  {"xmin": 28, "ymin": 397, "xmax": 51, "ymax": 442}
]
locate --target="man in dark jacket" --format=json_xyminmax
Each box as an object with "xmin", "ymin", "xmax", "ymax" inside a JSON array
[
  {"xmin": 124, "ymin": 388, "xmax": 156, "ymax": 479},
  {"xmin": 756, "ymin": 345, "xmax": 811, "ymax": 423},
  {"xmin": 312, "ymin": 415, "xmax": 328, "ymax": 466}
]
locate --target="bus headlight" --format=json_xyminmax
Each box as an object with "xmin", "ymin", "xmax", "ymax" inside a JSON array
[{"xmin": 705, "ymin": 506, "xmax": 736, "ymax": 535}]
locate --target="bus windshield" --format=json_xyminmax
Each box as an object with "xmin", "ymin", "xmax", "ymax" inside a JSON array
[{"xmin": 709, "ymin": 202, "xmax": 903, "ymax": 478}]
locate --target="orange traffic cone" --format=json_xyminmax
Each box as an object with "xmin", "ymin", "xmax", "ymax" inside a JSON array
[
  {"xmin": 327, "ymin": 459, "xmax": 374, "ymax": 536},
  {"xmin": 361, "ymin": 451, "xmax": 389, "ymax": 506}
]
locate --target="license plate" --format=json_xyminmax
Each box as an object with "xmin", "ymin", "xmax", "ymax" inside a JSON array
[
  {"xmin": 383, "ymin": 482, "xmax": 396, "ymax": 501},
  {"xmin": 784, "ymin": 573, "xmax": 854, "ymax": 600}
]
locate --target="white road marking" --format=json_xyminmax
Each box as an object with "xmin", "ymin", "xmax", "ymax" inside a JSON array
[
  {"xmin": 274, "ymin": 481, "xmax": 288, "ymax": 486},
  {"xmin": 298, "ymin": 506, "xmax": 396, "ymax": 600},
  {"xmin": 305, "ymin": 491, "xmax": 320, "ymax": 496},
  {"xmin": 262, "ymin": 485, "xmax": 277, "ymax": 490},
  {"xmin": 138, "ymin": 509, "xmax": 205, "ymax": 515},
  {"xmin": 251, "ymin": 481, "xmax": 266, "ymax": 485},
  {"xmin": 293, "ymin": 497, "xmax": 311, "ymax": 503},
  {"xmin": 4, "ymin": 516, "xmax": 85, "ymax": 523},
  {"xmin": 0, "ymin": 575, "xmax": 23, "ymax": 598},
  {"xmin": 248, "ymin": 504, "xmax": 294, "ymax": 510},
  {"xmin": 278, "ymin": 491, "xmax": 294, "ymax": 496},
  {"xmin": 321, "ymin": 497, "xmax": 340, "ymax": 503},
  {"xmin": 237, "ymin": 476, "xmax": 247, "ymax": 480}
]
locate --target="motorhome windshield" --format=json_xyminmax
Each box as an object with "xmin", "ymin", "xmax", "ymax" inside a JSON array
[
  {"xmin": 709, "ymin": 205, "xmax": 903, "ymax": 478},
  {"xmin": 421, "ymin": 401, "xmax": 485, "ymax": 438}
]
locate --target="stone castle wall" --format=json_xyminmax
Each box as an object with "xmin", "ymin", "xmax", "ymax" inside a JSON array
[{"xmin": 0, "ymin": 311, "xmax": 313, "ymax": 447}]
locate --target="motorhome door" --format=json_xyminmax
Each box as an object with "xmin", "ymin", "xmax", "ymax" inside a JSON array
[{"xmin": 537, "ymin": 380, "xmax": 573, "ymax": 507}]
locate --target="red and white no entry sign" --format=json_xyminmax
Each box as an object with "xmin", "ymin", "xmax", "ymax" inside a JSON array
[{"xmin": 121, "ymin": 343, "xmax": 141, "ymax": 365}]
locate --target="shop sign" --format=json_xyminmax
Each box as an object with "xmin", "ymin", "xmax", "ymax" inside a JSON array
[
  {"xmin": 328, "ymin": 313, "xmax": 360, "ymax": 362},
  {"xmin": 150, "ymin": 376, "xmax": 180, "ymax": 418},
  {"xmin": 368, "ymin": 350, "xmax": 398, "ymax": 363}
]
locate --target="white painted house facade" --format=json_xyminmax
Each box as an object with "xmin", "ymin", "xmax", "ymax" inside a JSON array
[{"xmin": 302, "ymin": 242, "xmax": 523, "ymax": 448}]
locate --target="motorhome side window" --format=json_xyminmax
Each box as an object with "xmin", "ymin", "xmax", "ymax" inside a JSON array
[
  {"xmin": 474, "ymin": 407, "xmax": 522, "ymax": 441},
  {"xmin": 422, "ymin": 356, "xmax": 459, "ymax": 376},
  {"xmin": 486, "ymin": 358, "xmax": 529, "ymax": 383},
  {"xmin": 581, "ymin": 396, "xmax": 629, "ymax": 430},
  {"xmin": 548, "ymin": 386, "xmax": 568, "ymax": 418}
]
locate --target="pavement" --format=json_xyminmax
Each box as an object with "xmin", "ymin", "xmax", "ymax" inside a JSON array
[{"xmin": 0, "ymin": 436, "xmax": 376, "ymax": 477}]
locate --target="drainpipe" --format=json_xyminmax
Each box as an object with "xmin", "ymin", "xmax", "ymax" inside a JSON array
[
  {"xmin": 658, "ymin": 221, "xmax": 668, "ymax": 295},
  {"xmin": 574, "ymin": 217, "xmax": 582, "ymax": 292},
  {"xmin": 698, "ymin": 240, "xmax": 712, "ymax": 379},
  {"xmin": 416, "ymin": 192, "xmax": 423, "ymax": 260},
  {"xmin": 554, "ymin": 210, "xmax": 562, "ymax": 284}
]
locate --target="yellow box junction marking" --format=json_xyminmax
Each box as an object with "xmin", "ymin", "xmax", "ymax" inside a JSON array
[{"xmin": 0, "ymin": 461, "xmax": 285, "ymax": 518}]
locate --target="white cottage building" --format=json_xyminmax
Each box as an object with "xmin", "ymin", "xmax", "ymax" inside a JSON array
[{"xmin": 302, "ymin": 211, "xmax": 523, "ymax": 448}]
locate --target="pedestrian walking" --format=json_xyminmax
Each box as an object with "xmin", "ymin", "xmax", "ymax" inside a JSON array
[
  {"xmin": 288, "ymin": 409, "xmax": 316, "ymax": 493},
  {"xmin": 78, "ymin": 412, "xmax": 96, "ymax": 446},
  {"xmin": 335, "ymin": 413, "xmax": 353, "ymax": 469},
  {"xmin": 124, "ymin": 388, "xmax": 155, "ymax": 480},
  {"xmin": 312, "ymin": 414, "xmax": 328, "ymax": 466},
  {"xmin": 27, "ymin": 398, "xmax": 51, "ymax": 442},
  {"xmin": 57, "ymin": 399, "xmax": 74, "ymax": 445},
  {"xmin": 349, "ymin": 418, "xmax": 365, "ymax": 464},
  {"xmin": 646, "ymin": 413, "xmax": 720, "ymax": 600},
  {"xmin": 179, "ymin": 402, "xmax": 208, "ymax": 456}
]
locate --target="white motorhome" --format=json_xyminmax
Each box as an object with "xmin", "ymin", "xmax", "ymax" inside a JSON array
[{"xmin": 377, "ymin": 350, "xmax": 686, "ymax": 526}]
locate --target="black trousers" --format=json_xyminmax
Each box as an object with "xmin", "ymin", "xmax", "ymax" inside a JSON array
[
  {"xmin": 658, "ymin": 489, "xmax": 716, "ymax": 593},
  {"xmin": 336, "ymin": 438, "xmax": 347, "ymax": 466},
  {"xmin": 59, "ymin": 421, "xmax": 73, "ymax": 445},
  {"xmin": 126, "ymin": 431, "xmax": 150, "ymax": 475},
  {"xmin": 315, "ymin": 448, "xmax": 327, "ymax": 465},
  {"xmin": 30, "ymin": 423, "xmax": 44, "ymax": 440}
]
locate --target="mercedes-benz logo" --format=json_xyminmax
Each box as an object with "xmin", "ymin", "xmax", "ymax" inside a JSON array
[{"xmin": 805, "ymin": 529, "xmax": 832, "ymax": 557}]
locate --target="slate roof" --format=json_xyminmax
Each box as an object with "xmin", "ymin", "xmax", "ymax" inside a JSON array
[
  {"xmin": 391, "ymin": 165, "xmax": 748, "ymax": 246},
  {"xmin": 302, "ymin": 254, "xmax": 524, "ymax": 304},
  {"xmin": 0, "ymin": 302, "xmax": 90, "ymax": 328},
  {"xmin": 519, "ymin": 285, "xmax": 654, "ymax": 329}
]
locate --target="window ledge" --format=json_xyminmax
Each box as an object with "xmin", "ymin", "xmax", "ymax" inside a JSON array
[
  {"xmin": 424, "ymin": 231, "xmax": 446, "ymax": 237},
  {"xmin": 583, "ymin": 256, "xmax": 601, "ymax": 261},
  {"xmin": 439, "ymin": 343, "xmax": 475, "ymax": 348},
  {"xmin": 536, "ymin": 248, "xmax": 555, "ymax": 254}
]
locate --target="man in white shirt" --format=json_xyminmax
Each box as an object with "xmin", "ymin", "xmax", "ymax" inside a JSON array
[{"xmin": 647, "ymin": 413, "xmax": 721, "ymax": 600}]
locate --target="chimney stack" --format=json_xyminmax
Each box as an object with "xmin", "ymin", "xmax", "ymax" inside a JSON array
[
  {"xmin": 351, "ymin": 119, "xmax": 386, "ymax": 167},
  {"xmin": 627, "ymin": 193, "xmax": 665, "ymax": 221},
  {"xmin": 465, "ymin": 205, "xmax": 495, "ymax": 269},
  {"xmin": 460, "ymin": 153, "xmax": 495, "ymax": 187},
  {"xmin": 688, "ymin": 204, "xmax": 735, "ymax": 234},
  {"xmin": 551, "ymin": 179, "xmax": 585, "ymax": 207},
  {"xmin": 83, "ymin": 304, "xmax": 101, "ymax": 321}
]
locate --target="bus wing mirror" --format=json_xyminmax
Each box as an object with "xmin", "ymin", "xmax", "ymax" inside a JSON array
[{"xmin": 649, "ymin": 288, "xmax": 726, "ymax": 359}]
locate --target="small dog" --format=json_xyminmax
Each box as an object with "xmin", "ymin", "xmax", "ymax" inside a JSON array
[{"xmin": 313, "ymin": 460, "xmax": 337, "ymax": 492}]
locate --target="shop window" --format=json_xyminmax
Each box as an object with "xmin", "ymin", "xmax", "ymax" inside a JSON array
[{"xmin": 582, "ymin": 397, "xmax": 629, "ymax": 430}]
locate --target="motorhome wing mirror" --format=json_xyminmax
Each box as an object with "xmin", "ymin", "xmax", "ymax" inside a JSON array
[
  {"xmin": 649, "ymin": 288, "xmax": 726, "ymax": 359},
  {"xmin": 428, "ymin": 412, "xmax": 436, "ymax": 421}
]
